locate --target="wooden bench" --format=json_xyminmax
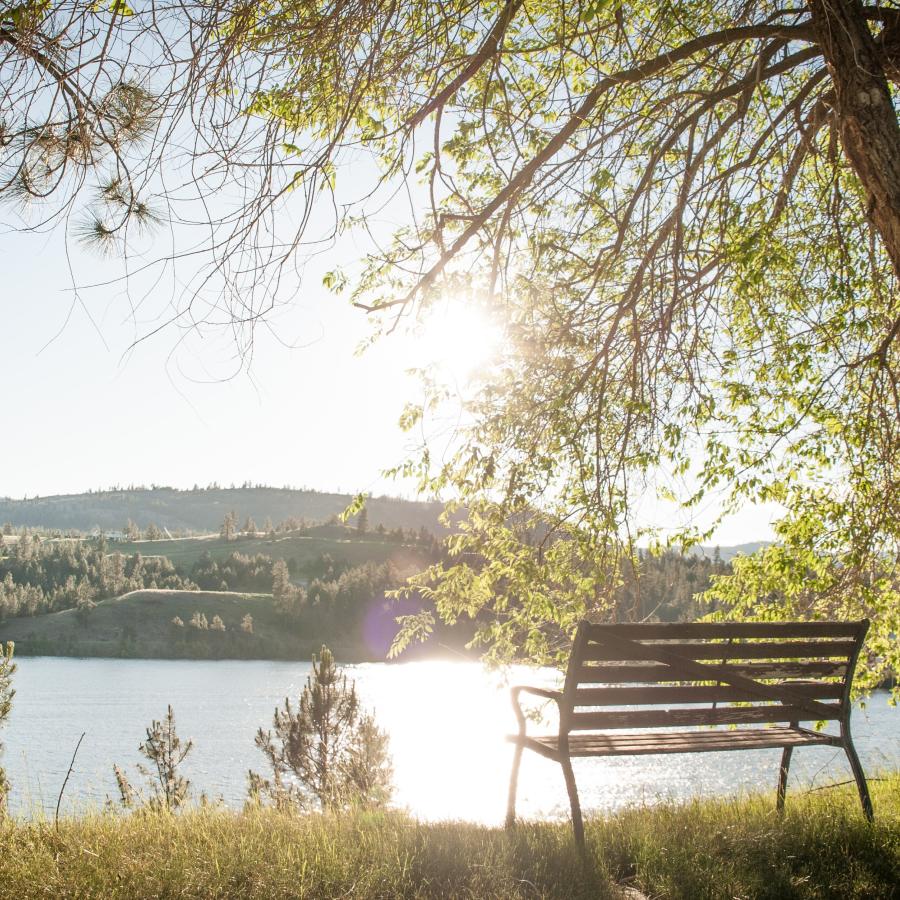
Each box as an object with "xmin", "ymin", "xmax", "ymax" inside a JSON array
[{"xmin": 506, "ymin": 619, "xmax": 873, "ymax": 848}]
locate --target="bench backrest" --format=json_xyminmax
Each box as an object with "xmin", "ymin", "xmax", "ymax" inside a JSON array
[{"xmin": 560, "ymin": 620, "xmax": 868, "ymax": 732}]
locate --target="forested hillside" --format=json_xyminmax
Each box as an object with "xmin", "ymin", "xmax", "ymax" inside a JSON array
[{"xmin": 0, "ymin": 486, "xmax": 445, "ymax": 534}]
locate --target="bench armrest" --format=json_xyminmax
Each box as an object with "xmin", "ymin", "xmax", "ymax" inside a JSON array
[{"xmin": 510, "ymin": 685, "xmax": 563, "ymax": 735}]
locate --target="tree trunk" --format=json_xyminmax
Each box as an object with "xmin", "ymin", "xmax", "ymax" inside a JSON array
[{"xmin": 809, "ymin": 0, "xmax": 900, "ymax": 281}]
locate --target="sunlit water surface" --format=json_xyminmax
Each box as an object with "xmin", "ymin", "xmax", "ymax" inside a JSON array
[{"xmin": 4, "ymin": 657, "xmax": 898, "ymax": 823}]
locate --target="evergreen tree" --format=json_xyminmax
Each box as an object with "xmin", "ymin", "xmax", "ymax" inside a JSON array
[
  {"xmin": 220, "ymin": 511, "xmax": 237, "ymax": 542},
  {"xmin": 250, "ymin": 646, "xmax": 392, "ymax": 810},
  {"xmin": 124, "ymin": 520, "xmax": 141, "ymax": 541},
  {"xmin": 356, "ymin": 507, "xmax": 369, "ymax": 535},
  {"xmin": 242, "ymin": 516, "xmax": 257, "ymax": 535},
  {"xmin": 114, "ymin": 705, "xmax": 193, "ymax": 811},
  {"xmin": 241, "ymin": 614, "xmax": 253, "ymax": 634},
  {"xmin": 75, "ymin": 592, "xmax": 97, "ymax": 627},
  {"xmin": 210, "ymin": 615, "xmax": 226, "ymax": 632},
  {"xmin": 271, "ymin": 559, "xmax": 294, "ymax": 615},
  {"xmin": 144, "ymin": 523, "xmax": 163, "ymax": 541}
]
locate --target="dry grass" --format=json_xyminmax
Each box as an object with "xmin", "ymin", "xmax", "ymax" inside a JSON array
[{"xmin": 1, "ymin": 773, "xmax": 897, "ymax": 899}]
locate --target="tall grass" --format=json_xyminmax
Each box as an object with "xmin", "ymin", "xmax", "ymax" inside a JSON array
[{"xmin": 1, "ymin": 774, "xmax": 897, "ymax": 899}]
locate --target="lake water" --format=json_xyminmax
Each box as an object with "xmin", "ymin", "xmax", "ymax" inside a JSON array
[{"xmin": 3, "ymin": 657, "xmax": 898, "ymax": 823}]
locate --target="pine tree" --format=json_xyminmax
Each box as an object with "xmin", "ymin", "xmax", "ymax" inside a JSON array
[
  {"xmin": 144, "ymin": 523, "xmax": 162, "ymax": 541},
  {"xmin": 75, "ymin": 592, "xmax": 97, "ymax": 627},
  {"xmin": 113, "ymin": 705, "xmax": 193, "ymax": 811},
  {"xmin": 242, "ymin": 516, "xmax": 257, "ymax": 535},
  {"xmin": 210, "ymin": 615, "xmax": 226, "ymax": 631},
  {"xmin": 250, "ymin": 646, "xmax": 393, "ymax": 810},
  {"xmin": 271, "ymin": 559, "xmax": 294, "ymax": 615},
  {"xmin": 241, "ymin": 614, "xmax": 254, "ymax": 634},
  {"xmin": 125, "ymin": 520, "xmax": 141, "ymax": 541},
  {"xmin": 220, "ymin": 511, "xmax": 237, "ymax": 542},
  {"xmin": 356, "ymin": 507, "xmax": 369, "ymax": 535}
]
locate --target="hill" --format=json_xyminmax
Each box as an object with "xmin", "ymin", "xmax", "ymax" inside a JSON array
[
  {"xmin": 691, "ymin": 541, "xmax": 772, "ymax": 562},
  {"xmin": 0, "ymin": 486, "xmax": 445, "ymax": 534},
  {"xmin": 0, "ymin": 590, "xmax": 411, "ymax": 662},
  {"xmin": 110, "ymin": 526, "xmax": 432, "ymax": 573}
]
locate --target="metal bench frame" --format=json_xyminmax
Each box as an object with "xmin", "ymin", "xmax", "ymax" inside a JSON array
[{"xmin": 506, "ymin": 619, "xmax": 873, "ymax": 848}]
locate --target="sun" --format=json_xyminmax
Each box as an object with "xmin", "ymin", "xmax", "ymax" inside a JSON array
[{"xmin": 407, "ymin": 301, "xmax": 503, "ymax": 383}]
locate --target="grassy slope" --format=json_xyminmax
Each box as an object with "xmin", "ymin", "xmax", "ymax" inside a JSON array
[
  {"xmin": 0, "ymin": 775, "xmax": 897, "ymax": 899},
  {"xmin": 0, "ymin": 590, "xmax": 367, "ymax": 661},
  {"xmin": 0, "ymin": 529, "xmax": 439, "ymax": 661},
  {"xmin": 112, "ymin": 528, "xmax": 423, "ymax": 570}
]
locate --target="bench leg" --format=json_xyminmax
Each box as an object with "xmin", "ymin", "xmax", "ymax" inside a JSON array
[
  {"xmin": 560, "ymin": 756, "xmax": 585, "ymax": 852},
  {"xmin": 506, "ymin": 742, "xmax": 523, "ymax": 828},
  {"xmin": 777, "ymin": 745, "xmax": 793, "ymax": 812},
  {"xmin": 844, "ymin": 741, "xmax": 874, "ymax": 822}
]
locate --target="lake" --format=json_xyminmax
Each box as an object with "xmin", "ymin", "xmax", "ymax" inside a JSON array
[{"xmin": 3, "ymin": 657, "xmax": 898, "ymax": 823}]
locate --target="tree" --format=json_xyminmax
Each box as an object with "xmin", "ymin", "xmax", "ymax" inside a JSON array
[
  {"xmin": 249, "ymin": 646, "xmax": 393, "ymax": 810},
  {"xmin": 75, "ymin": 592, "xmax": 97, "ymax": 627},
  {"xmin": 241, "ymin": 613, "xmax": 254, "ymax": 634},
  {"xmin": 3, "ymin": 2, "xmax": 900, "ymax": 684},
  {"xmin": 220, "ymin": 512, "xmax": 237, "ymax": 543},
  {"xmin": 144, "ymin": 523, "xmax": 162, "ymax": 541},
  {"xmin": 356, "ymin": 507, "xmax": 369, "ymax": 536},
  {"xmin": 271, "ymin": 559, "xmax": 295, "ymax": 615},
  {"xmin": 210, "ymin": 614, "xmax": 226, "ymax": 631},
  {"xmin": 0, "ymin": 643, "xmax": 15, "ymax": 813},
  {"xmin": 189, "ymin": 611, "xmax": 208, "ymax": 630},
  {"xmin": 242, "ymin": 516, "xmax": 257, "ymax": 536},
  {"xmin": 114, "ymin": 705, "xmax": 193, "ymax": 811},
  {"xmin": 124, "ymin": 520, "xmax": 141, "ymax": 542}
]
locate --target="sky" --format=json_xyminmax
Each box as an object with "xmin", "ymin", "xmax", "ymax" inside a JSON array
[
  {"xmin": 0, "ymin": 153, "xmax": 780, "ymax": 547},
  {"xmin": 2, "ymin": 215, "xmax": 419, "ymax": 498}
]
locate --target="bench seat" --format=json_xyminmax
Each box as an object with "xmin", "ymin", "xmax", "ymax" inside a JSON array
[{"xmin": 516, "ymin": 725, "xmax": 839, "ymax": 759}]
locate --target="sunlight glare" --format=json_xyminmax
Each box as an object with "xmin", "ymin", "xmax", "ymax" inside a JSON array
[{"xmin": 408, "ymin": 302, "xmax": 503, "ymax": 383}]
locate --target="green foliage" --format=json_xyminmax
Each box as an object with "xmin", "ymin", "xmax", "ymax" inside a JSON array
[
  {"xmin": 704, "ymin": 538, "xmax": 900, "ymax": 700},
  {"xmin": 250, "ymin": 646, "xmax": 393, "ymax": 811},
  {"xmin": 195, "ymin": 0, "xmax": 900, "ymax": 682},
  {"xmin": 113, "ymin": 705, "xmax": 193, "ymax": 812}
]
